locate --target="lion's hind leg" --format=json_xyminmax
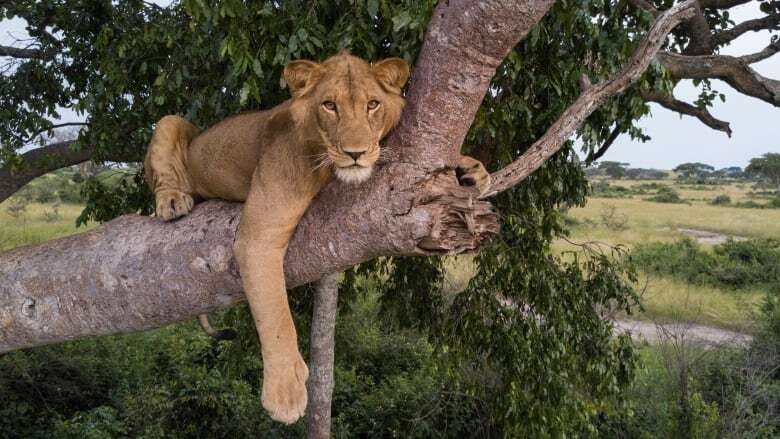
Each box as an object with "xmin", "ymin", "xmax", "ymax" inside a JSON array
[{"xmin": 144, "ymin": 115, "xmax": 201, "ymax": 221}]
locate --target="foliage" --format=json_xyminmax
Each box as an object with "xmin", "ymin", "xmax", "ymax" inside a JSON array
[
  {"xmin": 0, "ymin": 289, "xmax": 489, "ymax": 439},
  {"xmin": 599, "ymin": 204, "xmax": 629, "ymax": 231},
  {"xmin": 746, "ymin": 153, "xmax": 780, "ymax": 192},
  {"xmin": 710, "ymin": 194, "xmax": 731, "ymax": 205},
  {"xmin": 633, "ymin": 238, "xmax": 780, "ymax": 290},
  {"xmin": 5, "ymin": 196, "xmax": 28, "ymax": 219},
  {"xmin": 13, "ymin": 168, "xmax": 85, "ymax": 204},
  {"xmin": 645, "ymin": 186, "xmax": 686, "ymax": 204},
  {"xmin": 674, "ymin": 162, "xmax": 715, "ymax": 181},
  {"xmin": 597, "ymin": 161, "xmax": 631, "ymax": 179}
]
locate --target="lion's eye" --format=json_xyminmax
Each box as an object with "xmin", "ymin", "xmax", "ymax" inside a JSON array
[
  {"xmin": 322, "ymin": 101, "xmax": 337, "ymax": 112},
  {"xmin": 367, "ymin": 100, "xmax": 380, "ymax": 110}
]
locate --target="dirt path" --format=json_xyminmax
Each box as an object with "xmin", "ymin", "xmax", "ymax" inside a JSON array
[
  {"xmin": 676, "ymin": 228, "xmax": 746, "ymax": 245},
  {"xmin": 614, "ymin": 319, "xmax": 753, "ymax": 347}
]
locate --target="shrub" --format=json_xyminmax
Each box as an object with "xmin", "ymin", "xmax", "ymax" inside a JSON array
[
  {"xmin": 646, "ymin": 187, "xmax": 686, "ymax": 204},
  {"xmin": 632, "ymin": 238, "xmax": 780, "ymax": 290},
  {"xmin": 599, "ymin": 204, "xmax": 629, "ymax": 231},
  {"xmin": 710, "ymin": 194, "xmax": 731, "ymax": 205},
  {"xmin": 5, "ymin": 197, "xmax": 28, "ymax": 220}
]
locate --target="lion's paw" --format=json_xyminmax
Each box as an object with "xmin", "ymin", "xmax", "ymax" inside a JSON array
[
  {"xmin": 456, "ymin": 156, "xmax": 491, "ymax": 196},
  {"xmin": 261, "ymin": 353, "xmax": 309, "ymax": 425},
  {"xmin": 155, "ymin": 189, "xmax": 194, "ymax": 221}
]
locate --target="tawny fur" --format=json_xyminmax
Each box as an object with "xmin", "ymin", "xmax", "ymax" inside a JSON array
[{"xmin": 144, "ymin": 52, "xmax": 490, "ymax": 425}]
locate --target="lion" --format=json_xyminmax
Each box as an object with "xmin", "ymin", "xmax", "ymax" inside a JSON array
[{"xmin": 143, "ymin": 51, "xmax": 490, "ymax": 424}]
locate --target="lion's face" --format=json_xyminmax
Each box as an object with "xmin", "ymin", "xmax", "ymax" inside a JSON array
[{"xmin": 284, "ymin": 52, "xmax": 409, "ymax": 183}]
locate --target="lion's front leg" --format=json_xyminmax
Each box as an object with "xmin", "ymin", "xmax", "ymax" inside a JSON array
[
  {"xmin": 235, "ymin": 246, "xmax": 308, "ymax": 424},
  {"xmin": 234, "ymin": 171, "xmax": 314, "ymax": 425}
]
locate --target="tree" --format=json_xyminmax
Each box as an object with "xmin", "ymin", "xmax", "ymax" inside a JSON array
[
  {"xmin": 746, "ymin": 153, "xmax": 780, "ymax": 192},
  {"xmin": 1, "ymin": 0, "xmax": 778, "ymax": 435},
  {"xmin": 598, "ymin": 161, "xmax": 631, "ymax": 179},
  {"xmin": 674, "ymin": 162, "xmax": 715, "ymax": 180}
]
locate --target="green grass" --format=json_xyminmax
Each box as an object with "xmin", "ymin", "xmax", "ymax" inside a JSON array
[
  {"xmin": 0, "ymin": 200, "xmax": 92, "ymax": 252},
  {"xmin": 559, "ymin": 178, "xmax": 779, "ymax": 333},
  {"xmin": 632, "ymin": 274, "xmax": 763, "ymax": 333}
]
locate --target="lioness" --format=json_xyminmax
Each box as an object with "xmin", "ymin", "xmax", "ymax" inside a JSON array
[{"xmin": 144, "ymin": 51, "xmax": 490, "ymax": 424}]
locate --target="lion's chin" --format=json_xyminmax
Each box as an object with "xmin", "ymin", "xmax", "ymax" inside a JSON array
[{"xmin": 334, "ymin": 165, "xmax": 373, "ymax": 184}]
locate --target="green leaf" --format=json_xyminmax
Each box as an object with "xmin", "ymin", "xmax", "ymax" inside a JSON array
[{"xmin": 367, "ymin": 0, "xmax": 379, "ymax": 18}]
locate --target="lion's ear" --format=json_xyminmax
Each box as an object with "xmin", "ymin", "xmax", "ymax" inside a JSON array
[
  {"xmin": 283, "ymin": 60, "xmax": 319, "ymax": 93},
  {"xmin": 372, "ymin": 58, "xmax": 410, "ymax": 92}
]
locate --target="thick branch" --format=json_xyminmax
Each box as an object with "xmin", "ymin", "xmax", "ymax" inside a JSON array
[
  {"xmin": 658, "ymin": 51, "xmax": 780, "ymax": 106},
  {"xmin": 681, "ymin": 4, "xmax": 714, "ymax": 55},
  {"xmin": 0, "ymin": 141, "xmax": 91, "ymax": 202},
  {"xmin": 388, "ymin": 0, "xmax": 554, "ymax": 168},
  {"xmin": 0, "ymin": 45, "xmax": 46, "ymax": 59},
  {"xmin": 644, "ymin": 91, "xmax": 732, "ymax": 136},
  {"xmin": 485, "ymin": 0, "xmax": 698, "ymax": 196},
  {"xmin": 0, "ymin": 171, "xmax": 497, "ymax": 353},
  {"xmin": 699, "ymin": 0, "xmax": 752, "ymax": 8},
  {"xmin": 712, "ymin": 14, "xmax": 780, "ymax": 46}
]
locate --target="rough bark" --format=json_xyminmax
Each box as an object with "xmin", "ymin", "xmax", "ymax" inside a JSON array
[
  {"xmin": 0, "ymin": 0, "xmax": 696, "ymax": 353},
  {"xmin": 387, "ymin": 0, "xmax": 554, "ymax": 168},
  {"xmin": 306, "ymin": 272, "xmax": 342, "ymax": 439}
]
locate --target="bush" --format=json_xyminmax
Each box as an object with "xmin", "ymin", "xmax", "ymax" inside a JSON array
[
  {"xmin": 710, "ymin": 194, "xmax": 731, "ymax": 205},
  {"xmin": 632, "ymin": 238, "xmax": 780, "ymax": 290},
  {"xmin": 646, "ymin": 187, "xmax": 686, "ymax": 204}
]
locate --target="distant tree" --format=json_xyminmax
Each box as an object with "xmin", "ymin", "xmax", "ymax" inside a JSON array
[
  {"xmin": 626, "ymin": 168, "xmax": 668, "ymax": 180},
  {"xmin": 598, "ymin": 161, "xmax": 630, "ymax": 179},
  {"xmin": 674, "ymin": 162, "xmax": 714, "ymax": 180},
  {"xmin": 713, "ymin": 166, "xmax": 744, "ymax": 179},
  {"xmin": 747, "ymin": 153, "xmax": 780, "ymax": 192}
]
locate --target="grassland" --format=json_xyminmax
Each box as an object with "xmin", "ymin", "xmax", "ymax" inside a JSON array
[
  {"xmin": 0, "ymin": 200, "xmax": 92, "ymax": 252},
  {"xmin": 561, "ymin": 178, "xmax": 778, "ymax": 333}
]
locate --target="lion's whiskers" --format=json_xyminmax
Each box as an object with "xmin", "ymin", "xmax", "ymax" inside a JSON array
[{"xmin": 311, "ymin": 154, "xmax": 333, "ymax": 172}]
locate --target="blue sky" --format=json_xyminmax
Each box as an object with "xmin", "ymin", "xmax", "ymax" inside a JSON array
[{"xmin": 1, "ymin": 1, "xmax": 778, "ymax": 169}]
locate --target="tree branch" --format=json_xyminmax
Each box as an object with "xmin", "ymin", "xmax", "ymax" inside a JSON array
[
  {"xmin": 712, "ymin": 14, "xmax": 780, "ymax": 46},
  {"xmin": 643, "ymin": 90, "xmax": 732, "ymax": 136},
  {"xmin": 388, "ymin": 0, "xmax": 554, "ymax": 168},
  {"xmin": 0, "ymin": 45, "xmax": 47, "ymax": 59},
  {"xmin": 658, "ymin": 51, "xmax": 780, "ymax": 106},
  {"xmin": 586, "ymin": 126, "xmax": 622, "ymax": 164},
  {"xmin": 699, "ymin": 0, "xmax": 753, "ymax": 9},
  {"xmin": 0, "ymin": 141, "xmax": 91, "ymax": 203},
  {"xmin": 740, "ymin": 40, "xmax": 780, "ymax": 65},
  {"xmin": 484, "ymin": 0, "xmax": 699, "ymax": 197}
]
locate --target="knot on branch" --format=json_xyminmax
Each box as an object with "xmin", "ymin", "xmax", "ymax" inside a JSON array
[{"xmin": 414, "ymin": 173, "xmax": 499, "ymax": 254}]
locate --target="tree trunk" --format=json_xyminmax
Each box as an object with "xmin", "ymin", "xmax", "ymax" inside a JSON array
[{"xmin": 306, "ymin": 272, "xmax": 342, "ymax": 439}]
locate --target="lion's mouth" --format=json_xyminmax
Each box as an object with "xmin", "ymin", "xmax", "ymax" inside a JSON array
[{"xmin": 334, "ymin": 164, "xmax": 373, "ymax": 184}]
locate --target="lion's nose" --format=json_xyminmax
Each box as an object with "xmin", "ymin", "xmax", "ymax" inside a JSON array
[{"xmin": 345, "ymin": 150, "xmax": 365, "ymax": 161}]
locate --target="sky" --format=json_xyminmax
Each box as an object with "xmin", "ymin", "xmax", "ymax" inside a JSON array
[{"xmin": 1, "ymin": 2, "xmax": 778, "ymax": 170}]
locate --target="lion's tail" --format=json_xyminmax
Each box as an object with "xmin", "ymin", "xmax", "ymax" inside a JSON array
[{"xmin": 198, "ymin": 314, "xmax": 238, "ymax": 341}]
